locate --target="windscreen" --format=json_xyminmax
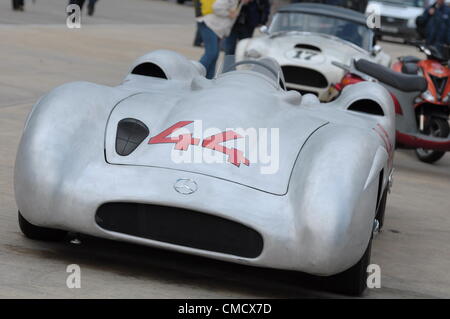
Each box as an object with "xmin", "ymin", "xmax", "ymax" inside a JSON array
[
  {"xmin": 269, "ymin": 12, "xmax": 373, "ymax": 51},
  {"xmin": 377, "ymin": 0, "xmax": 425, "ymax": 7}
]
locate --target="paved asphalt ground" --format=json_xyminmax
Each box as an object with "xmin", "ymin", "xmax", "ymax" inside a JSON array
[{"xmin": 0, "ymin": 0, "xmax": 449, "ymax": 299}]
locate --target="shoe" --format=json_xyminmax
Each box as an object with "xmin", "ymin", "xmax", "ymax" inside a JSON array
[{"xmin": 87, "ymin": 5, "xmax": 94, "ymax": 16}]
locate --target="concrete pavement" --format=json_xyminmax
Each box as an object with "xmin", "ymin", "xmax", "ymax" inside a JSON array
[
  {"xmin": 0, "ymin": 0, "xmax": 194, "ymax": 25},
  {"xmin": 0, "ymin": 0, "xmax": 449, "ymax": 299}
]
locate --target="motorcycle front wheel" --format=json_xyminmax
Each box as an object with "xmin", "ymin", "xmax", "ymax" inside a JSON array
[{"xmin": 415, "ymin": 117, "xmax": 450, "ymax": 163}]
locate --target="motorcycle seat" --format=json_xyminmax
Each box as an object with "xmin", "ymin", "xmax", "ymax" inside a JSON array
[
  {"xmin": 355, "ymin": 59, "xmax": 428, "ymax": 92},
  {"xmin": 399, "ymin": 56, "xmax": 421, "ymax": 64}
]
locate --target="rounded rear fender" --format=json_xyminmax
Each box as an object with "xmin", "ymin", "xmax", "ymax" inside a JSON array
[
  {"xmin": 332, "ymin": 82, "xmax": 395, "ymax": 124},
  {"xmin": 287, "ymin": 126, "xmax": 380, "ymax": 275},
  {"xmin": 14, "ymin": 82, "xmax": 136, "ymax": 226}
]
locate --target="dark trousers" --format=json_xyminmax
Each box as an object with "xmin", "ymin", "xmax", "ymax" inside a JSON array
[
  {"xmin": 224, "ymin": 24, "xmax": 255, "ymax": 56},
  {"xmin": 12, "ymin": 0, "xmax": 24, "ymax": 9}
]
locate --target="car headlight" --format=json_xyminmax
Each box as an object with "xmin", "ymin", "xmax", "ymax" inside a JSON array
[
  {"xmin": 407, "ymin": 18, "xmax": 416, "ymax": 28},
  {"xmin": 245, "ymin": 49, "xmax": 262, "ymax": 59},
  {"xmin": 422, "ymin": 90, "xmax": 435, "ymax": 102}
]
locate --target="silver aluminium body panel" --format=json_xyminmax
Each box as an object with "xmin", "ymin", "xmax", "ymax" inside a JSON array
[
  {"xmin": 15, "ymin": 50, "xmax": 395, "ymax": 276},
  {"xmin": 236, "ymin": 32, "xmax": 391, "ymax": 101}
]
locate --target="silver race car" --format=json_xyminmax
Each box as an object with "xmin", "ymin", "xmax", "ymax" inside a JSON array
[
  {"xmin": 366, "ymin": 0, "xmax": 425, "ymax": 41},
  {"xmin": 15, "ymin": 50, "xmax": 394, "ymax": 295},
  {"xmin": 236, "ymin": 3, "xmax": 392, "ymax": 101}
]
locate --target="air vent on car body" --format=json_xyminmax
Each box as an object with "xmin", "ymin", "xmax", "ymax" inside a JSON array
[
  {"xmin": 294, "ymin": 44, "xmax": 321, "ymax": 52},
  {"xmin": 115, "ymin": 118, "xmax": 149, "ymax": 156},
  {"xmin": 96, "ymin": 203, "xmax": 264, "ymax": 258}
]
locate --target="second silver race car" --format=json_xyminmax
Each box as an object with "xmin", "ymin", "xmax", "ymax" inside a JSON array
[{"xmin": 236, "ymin": 3, "xmax": 392, "ymax": 101}]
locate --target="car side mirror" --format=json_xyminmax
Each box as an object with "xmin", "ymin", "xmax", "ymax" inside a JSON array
[
  {"xmin": 371, "ymin": 45, "xmax": 382, "ymax": 56},
  {"xmin": 259, "ymin": 25, "xmax": 269, "ymax": 35}
]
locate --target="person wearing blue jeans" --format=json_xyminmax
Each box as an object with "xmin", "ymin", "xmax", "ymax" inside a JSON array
[
  {"xmin": 197, "ymin": 0, "xmax": 244, "ymax": 79},
  {"xmin": 198, "ymin": 21, "xmax": 220, "ymax": 79}
]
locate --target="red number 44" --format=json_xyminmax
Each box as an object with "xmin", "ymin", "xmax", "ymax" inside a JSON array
[{"xmin": 148, "ymin": 121, "xmax": 250, "ymax": 167}]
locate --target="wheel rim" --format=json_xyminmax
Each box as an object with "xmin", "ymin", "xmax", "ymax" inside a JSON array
[{"xmin": 416, "ymin": 118, "xmax": 446, "ymax": 156}]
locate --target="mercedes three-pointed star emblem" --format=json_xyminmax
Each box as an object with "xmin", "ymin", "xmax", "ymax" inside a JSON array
[{"xmin": 174, "ymin": 179, "xmax": 198, "ymax": 195}]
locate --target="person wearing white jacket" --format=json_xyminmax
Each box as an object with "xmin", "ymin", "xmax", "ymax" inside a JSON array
[{"xmin": 198, "ymin": 0, "xmax": 250, "ymax": 79}]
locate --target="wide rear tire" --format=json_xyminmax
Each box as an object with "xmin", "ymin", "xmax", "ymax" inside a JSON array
[
  {"xmin": 18, "ymin": 211, "xmax": 67, "ymax": 241},
  {"xmin": 328, "ymin": 240, "xmax": 372, "ymax": 296},
  {"xmin": 376, "ymin": 188, "xmax": 388, "ymax": 230}
]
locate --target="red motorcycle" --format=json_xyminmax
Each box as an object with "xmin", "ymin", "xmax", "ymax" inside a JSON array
[
  {"xmin": 332, "ymin": 57, "xmax": 450, "ymax": 164},
  {"xmin": 392, "ymin": 43, "xmax": 450, "ymax": 163}
]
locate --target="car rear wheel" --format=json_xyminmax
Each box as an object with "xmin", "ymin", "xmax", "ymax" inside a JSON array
[
  {"xmin": 415, "ymin": 117, "xmax": 449, "ymax": 164},
  {"xmin": 18, "ymin": 211, "xmax": 67, "ymax": 241},
  {"xmin": 376, "ymin": 188, "xmax": 388, "ymax": 230},
  {"xmin": 328, "ymin": 239, "xmax": 372, "ymax": 296}
]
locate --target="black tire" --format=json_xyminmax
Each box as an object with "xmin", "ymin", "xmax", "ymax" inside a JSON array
[
  {"xmin": 415, "ymin": 117, "xmax": 449, "ymax": 164},
  {"xmin": 328, "ymin": 240, "xmax": 372, "ymax": 296},
  {"xmin": 176, "ymin": 0, "xmax": 185, "ymax": 4},
  {"xmin": 376, "ymin": 188, "xmax": 388, "ymax": 230},
  {"xmin": 18, "ymin": 211, "xmax": 67, "ymax": 241}
]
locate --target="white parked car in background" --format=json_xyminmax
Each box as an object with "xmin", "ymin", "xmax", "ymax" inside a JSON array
[
  {"xmin": 366, "ymin": 0, "xmax": 425, "ymax": 41},
  {"xmin": 236, "ymin": 3, "xmax": 391, "ymax": 101}
]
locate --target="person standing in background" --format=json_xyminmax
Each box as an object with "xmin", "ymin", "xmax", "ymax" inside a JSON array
[
  {"xmin": 198, "ymin": 0, "xmax": 248, "ymax": 79},
  {"xmin": 417, "ymin": 0, "xmax": 450, "ymax": 55},
  {"xmin": 224, "ymin": 0, "xmax": 271, "ymax": 55}
]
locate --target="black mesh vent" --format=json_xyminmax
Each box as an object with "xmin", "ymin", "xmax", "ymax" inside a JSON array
[
  {"xmin": 380, "ymin": 16, "xmax": 407, "ymax": 27},
  {"xmin": 429, "ymin": 75, "xmax": 448, "ymax": 96},
  {"xmin": 116, "ymin": 118, "xmax": 149, "ymax": 156},
  {"xmin": 96, "ymin": 203, "xmax": 264, "ymax": 258},
  {"xmin": 281, "ymin": 66, "xmax": 328, "ymax": 88}
]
